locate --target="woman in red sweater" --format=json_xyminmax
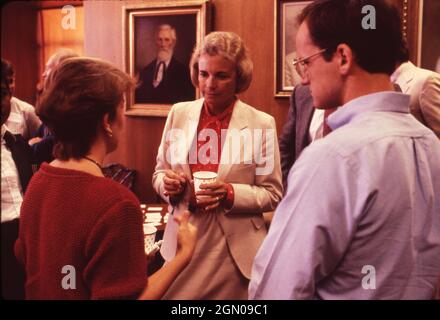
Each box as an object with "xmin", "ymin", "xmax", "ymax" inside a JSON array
[{"xmin": 15, "ymin": 57, "xmax": 197, "ymax": 299}]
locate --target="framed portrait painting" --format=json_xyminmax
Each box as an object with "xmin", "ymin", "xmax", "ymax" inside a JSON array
[
  {"xmin": 274, "ymin": 0, "xmax": 312, "ymax": 98},
  {"xmin": 123, "ymin": 0, "xmax": 210, "ymax": 116}
]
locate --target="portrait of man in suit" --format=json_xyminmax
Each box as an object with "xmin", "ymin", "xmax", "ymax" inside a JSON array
[{"xmin": 135, "ymin": 23, "xmax": 195, "ymax": 104}]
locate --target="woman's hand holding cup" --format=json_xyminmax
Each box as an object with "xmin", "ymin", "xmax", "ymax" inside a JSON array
[{"xmin": 196, "ymin": 181, "xmax": 229, "ymax": 211}]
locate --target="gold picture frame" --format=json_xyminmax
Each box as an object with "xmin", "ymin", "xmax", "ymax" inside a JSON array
[
  {"xmin": 123, "ymin": 0, "xmax": 210, "ymax": 117},
  {"xmin": 399, "ymin": 0, "xmax": 439, "ymax": 71},
  {"xmin": 274, "ymin": 0, "xmax": 312, "ymax": 98},
  {"xmin": 381, "ymin": 0, "xmax": 440, "ymax": 71}
]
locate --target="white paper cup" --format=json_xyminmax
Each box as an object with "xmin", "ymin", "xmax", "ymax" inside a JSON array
[
  {"xmin": 193, "ymin": 171, "xmax": 217, "ymax": 200},
  {"xmin": 143, "ymin": 224, "xmax": 157, "ymax": 254}
]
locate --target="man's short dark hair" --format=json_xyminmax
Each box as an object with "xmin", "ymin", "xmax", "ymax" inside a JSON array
[
  {"xmin": 1, "ymin": 67, "xmax": 12, "ymax": 96},
  {"xmin": 298, "ymin": 0, "xmax": 404, "ymax": 75},
  {"xmin": 1, "ymin": 58, "xmax": 15, "ymax": 85}
]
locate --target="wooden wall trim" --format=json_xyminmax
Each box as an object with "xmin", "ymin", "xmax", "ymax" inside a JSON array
[{"xmin": 32, "ymin": 1, "xmax": 83, "ymax": 10}]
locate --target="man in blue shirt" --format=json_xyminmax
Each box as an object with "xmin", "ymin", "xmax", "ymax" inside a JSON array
[{"xmin": 250, "ymin": 0, "xmax": 440, "ymax": 299}]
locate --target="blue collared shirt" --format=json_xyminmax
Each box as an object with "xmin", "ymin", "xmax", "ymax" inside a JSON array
[{"xmin": 249, "ymin": 92, "xmax": 440, "ymax": 299}]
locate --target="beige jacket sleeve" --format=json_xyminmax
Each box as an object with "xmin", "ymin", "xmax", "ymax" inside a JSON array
[
  {"xmin": 419, "ymin": 74, "xmax": 440, "ymax": 138},
  {"xmin": 152, "ymin": 104, "xmax": 179, "ymax": 204},
  {"xmin": 228, "ymin": 116, "xmax": 283, "ymax": 214}
]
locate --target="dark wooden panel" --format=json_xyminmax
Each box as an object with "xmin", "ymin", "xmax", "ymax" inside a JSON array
[
  {"xmin": 1, "ymin": 1, "xmax": 84, "ymax": 106},
  {"xmin": 33, "ymin": 1, "xmax": 83, "ymax": 9},
  {"xmin": 392, "ymin": 0, "xmax": 421, "ymax": 65},
  {"xmin": 1, "ymin": 1, "xmax": 39, "ymax": 105},
  {"xmin": 125, "ymin": 117, "xmax": 166, "ymax": 202},
  {"xmin": 103, "ymin": 115, "xmax": 167, "ymax": 202}
]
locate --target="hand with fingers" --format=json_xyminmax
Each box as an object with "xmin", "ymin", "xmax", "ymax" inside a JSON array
[
  {"xmin": 195, "ymin": 180, "xmax": 230, "ymax": 211},
  {"xmin": 163, "ymin": 170, "xmax": 188, "ymax": 203},
  {"xmin": 137, "ymin": 212, "xmax": 197, "ymax": 300},
  {"xmin": 175, "ymin": 211, "xmax": 198, "ymax": 259}
]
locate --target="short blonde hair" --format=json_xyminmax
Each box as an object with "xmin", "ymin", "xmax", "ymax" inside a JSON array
[{"xmin": 190, "ymin": 31, "xmax": 253, "ymax": 94}]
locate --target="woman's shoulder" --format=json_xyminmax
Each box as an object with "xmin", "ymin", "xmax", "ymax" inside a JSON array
[
  {"xmin": 93, "ymin": 178, "xmax": 140, "ymax": 208},
  {"xmin": 235, "ymin": 100, "xmax": 275, "ymax": 125},
  {"xmin": 37, "ymin": 164, "xmax": 140, "ymax": 208},
  {"xmin": 81, "ymin": 179, "xmax": 141, "ymax": 227},
  {"xmin": 164, "ymin": 99, "xmax": 203, "ymax": 128},
  {"xmin": 170, "ymin": 98, "xmax": 203, "ymax": 114}
]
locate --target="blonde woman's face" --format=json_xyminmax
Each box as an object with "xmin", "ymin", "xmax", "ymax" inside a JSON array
[{"xmin": 198, "ymin": 54, "xmax": 237, "ymax": 111}]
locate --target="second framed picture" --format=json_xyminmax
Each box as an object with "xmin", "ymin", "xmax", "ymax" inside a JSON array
[
  {"xmin": 124, "ymin": 0, "xmax": 210, "ymax": 116},
  {"xmin": 275, "ymin": 0, "xmax": 312, "ymax": 98}
]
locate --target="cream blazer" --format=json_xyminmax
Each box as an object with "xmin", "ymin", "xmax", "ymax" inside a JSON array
[
  {"xmin": 152, "ymin": 98, "xmax": 283, "ymax": 279},
  {"xmin": 392, "ymin": 61, "xmax": 440, "ymax": 138}
]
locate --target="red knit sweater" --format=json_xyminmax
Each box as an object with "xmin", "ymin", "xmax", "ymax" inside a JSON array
[{"xmin": 15, "ymin": 163, "xmax": 148, "ymax": 299}]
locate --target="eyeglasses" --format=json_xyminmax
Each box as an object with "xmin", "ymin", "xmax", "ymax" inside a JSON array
[{"xmin": 292, "ymin": 49, "xmax": 327, "ymax": 79}]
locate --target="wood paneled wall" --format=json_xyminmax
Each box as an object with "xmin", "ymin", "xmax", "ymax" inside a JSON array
[
  {"xmin": 39, "ymin": 7, "xmax": 84, "ymax": 71},
  {"xmin": 1, "ymin": 1, "xmax": 39, "ymax": 105},
  {"xmin": 1, "ymin": 1, "xmax": 84, "ymax": 105},
  {"xmin": 84, "ymin": 0, "xmax": 290, "ymax": 202}
]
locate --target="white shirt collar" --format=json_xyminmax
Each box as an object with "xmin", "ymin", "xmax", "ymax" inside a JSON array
[
  {"xmin": 328, "ymin": 92, "xmax": 410, "ymax": 131},
  {"xmin": 390, "ymin": 61, "xmax": 416, "ymax": 83}
]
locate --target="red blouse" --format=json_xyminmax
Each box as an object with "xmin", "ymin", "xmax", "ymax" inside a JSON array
[{"xmin": 189, "ymin": 100, "xmax": 235, "ymax": 207}]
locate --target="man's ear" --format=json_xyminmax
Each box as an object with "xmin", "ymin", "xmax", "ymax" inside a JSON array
[
  {"xmin": 336, "ymin": 44, "xmax": 353, "ymax": 75},
  {"xmin": 102, "ymin": 113, "xmax": 113, "ymax": 138}
]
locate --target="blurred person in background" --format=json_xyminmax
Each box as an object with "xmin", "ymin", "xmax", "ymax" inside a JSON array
[
  {"xmin": 391, "ymin": 41, "xmax": 440, "ymax": 138},
  {"xmin": 1, "ymin": 59, "xmax": 34, "ymax": 300},
  {"xmin": 2, "ymin": 59, "xmax": 41, "ymax": 141},
  {"xmin": 30, "ymin": 48, "xmax": 79, "ymax": 165}
]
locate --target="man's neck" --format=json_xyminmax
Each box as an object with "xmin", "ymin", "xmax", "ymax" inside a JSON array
[{"xmin": 342, "ymin": 71, "xmax": 395, "ymax": 106}]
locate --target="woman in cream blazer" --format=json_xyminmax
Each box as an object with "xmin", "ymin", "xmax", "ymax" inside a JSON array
[{"xmin": 152, "ymin": 32, "xmax": 282, "ymax": 299}]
